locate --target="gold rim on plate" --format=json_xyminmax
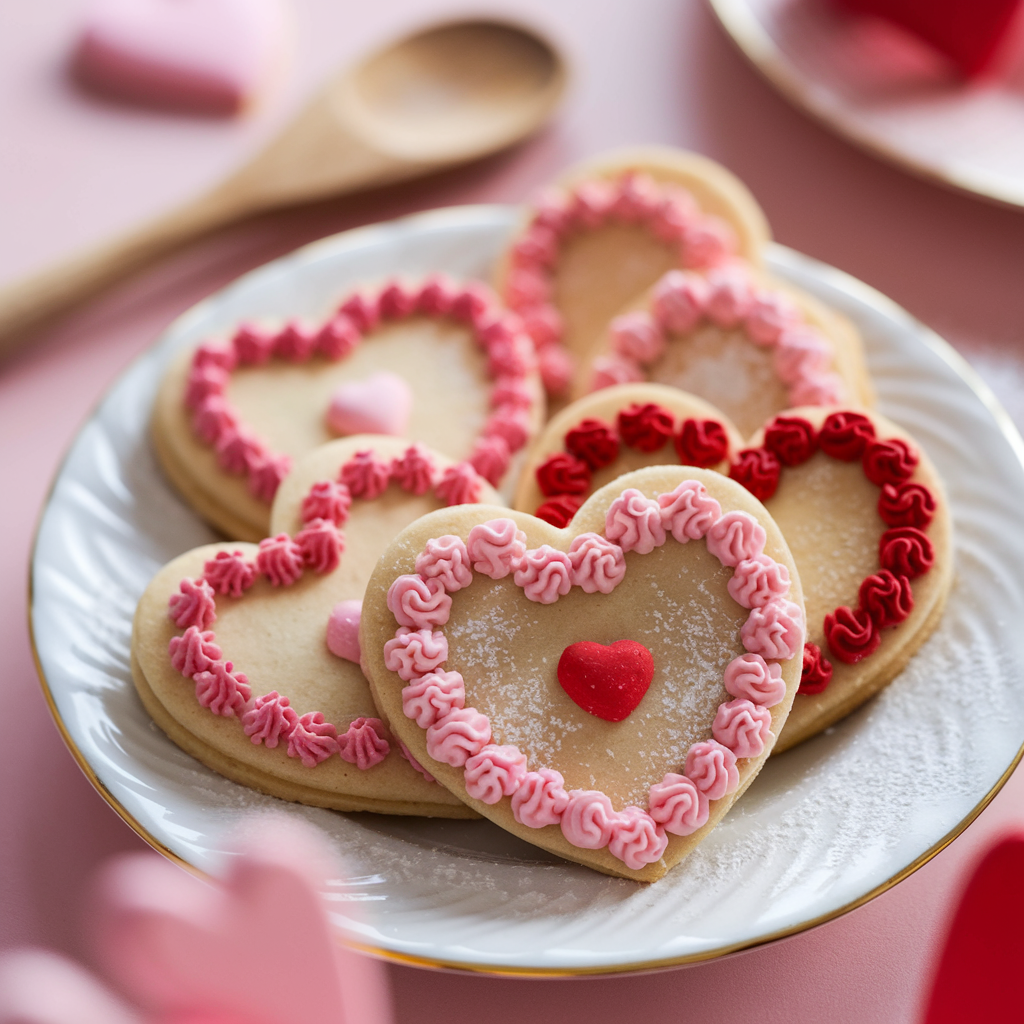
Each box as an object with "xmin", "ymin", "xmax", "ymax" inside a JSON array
[
  {"xmin": 707, "ymin": 0, "xmax": 1024, "ymax": 211},
  {"xmin": 28, "ymin": 238, "xmax": 1024, "ymax": 977}
]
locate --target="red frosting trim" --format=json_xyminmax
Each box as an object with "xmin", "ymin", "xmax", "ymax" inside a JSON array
[
  {"xmin": 863, "ymin": 437, "xmax": 919, "ymax": 486},
  {"xmin": 859, "ymin": 570, "xmax": 914, "ymax": 629},
  {"xmin": 878, "ymin": 481, "xmax": 936, "ymax": 529},
  {"xmin": 763, "ymin": 416, "xmax": 817, "ymax": 467},
  {"xmin": 879, "ymin": 526, "xmax": 934, "ymax": 579},
  {"xmin": 729, "ymin": 448, "xmax": 781, "ymax": 502},
  {"xmin": 824, "ymin": 605, "xmax": 880, "ymax": 664},
  {"xmin": 617, "ymin": 403, "xmax": 675, "ymax": 452},
  {"xmin": 535, "ymin": 495, "xmax": 583, "ymax": 527},
  {"xmin": 674, "ymin": 418, "xmax": 728, "ymax": 468},
  {"xmin": 565, "ymin": 418, "xmax": 619, "ymax": 470},
  {"xmin": 536, "ymin": 453, "xmax": 592, "ymax": 497},
  {"xmin": 817, "ymin": 411, "xmax": 876, "ymax": 461},
  {"xmin": 799, "ymin": 643, "xmax": 833, "ymax": 694}
]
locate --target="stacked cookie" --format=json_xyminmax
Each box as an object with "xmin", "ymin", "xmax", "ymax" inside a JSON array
[{"xmin": 134, "ymin": 147, "xmax": 951, "ymax": 882}]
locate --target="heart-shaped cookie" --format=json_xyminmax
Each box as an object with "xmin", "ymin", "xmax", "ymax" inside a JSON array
[
  {"xmin": 513, "ymin": 383, "xmax": 743, "ymax": 526},
  {"xmin": 152, "ymin": 276, "xmax": 544, "ymax": 540},
  {"xmin": 729, "ymin": 407, "xmax": 952, "ymax": 751},
  {"xmin": 360, "ymin": 467, "xmax": 804, "ymax": 880},
  {"xmin": 493, "ymin": 147, "xmax": 771, "ymax": 398},
  {"xmin": 577, "ymin": 261, "xmax": 874, "ymax": 437},
  {"xmin": 73, "ymin": 0, "xmax": 290, "ymax": 115},
  {"xmin": 132, "ymin": 437, "xmax": 502, "ymax": 815}
]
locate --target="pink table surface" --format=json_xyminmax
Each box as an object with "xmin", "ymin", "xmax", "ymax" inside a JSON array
[{"xmin": 3, "ymin": 1, "xmax": 1024, "ymax": 1020}]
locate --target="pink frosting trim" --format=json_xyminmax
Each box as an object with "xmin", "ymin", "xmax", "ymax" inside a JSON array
[
  {"xmin": 390, "ymin": 444, "xmax": 436, "ymax": 495},
  {"xmin": 723, "ymin": 653, "xmax": 787, "ymax": 707},
  {"xmin": 398, "ymin": 739, "xmax": 436, "ymax": 782},
  {"xmin": 741, "ymin": 598, "xmax": 805, "ymax": 661},
  {"xmin": 610, "ymin": 312, "xmax": 665, "ymax": 365},
  {"xmin": 466, "ymin": 519, "xmax": 527, "ymax": 579},
  {"xmin": 435, "ymin": 462, "xmax": 483, "ymax": 506},
  {"xmin": 169, "ymin": 626, "xmax": 221, "ymax": 677},
  {"xmin": 605, "ymin": 488, "xmax": 666, "ymax": 554},
  {"xmin": 657, "ymin": 480, "xmax": 722, "ymax": 543},
  {"xmin": 560, "ymin": 791, "xmax": 618, "ymax": 850},
  {"xmin": 340, "ymin": 449, "xmax": 392, "ymax": 499},
  {"xmin": 705, "ymin": 511, "xmax": 766, "ymax": 568},
  {"xmin": 300, "ymin": 480, "xmax": 351, "ymax": 527},
  {"xmin": 415, "ymin": 536, "xmax": 473, "ymax": 592},
  {"xmin": 337, "ymin": 717, "xmax": 390, "ymax": 769},
  {"xmin": 383, "ymin": 628, "xmax": 448, "ymax": 681},
  {"xmin": 202, "ymin": 550, "xmax": 256, "ymax": 597},
  {"xmin": 287, "ymin": 712, "xmax": 339, "ymax": 767},
  {"xmin": 295, "ymin": 518, "xmax": 343, "ymax": 574},
  {"xmin": 712, "ymin": 698, "xmax": 773, "ymax": 758},
  {"xmin": 256, "ymin": 534, "xmax": 304, "ymax": 587},
  {"xmin": 652, "ymin": 270, "xmax": 707, "ymax": 334},
  {"xmin": 387, "ymin": 575, "xmax": 452, "ymax": 629},
  {"xmin": 248, "ymin": 452, "xmax": 291, "ymax": 503},
  {"xmin": 167, "ymin": 577, "xmax": 217, "ymax": 630},
  {"xmin": 511, "ymin": 768, "xmax": 570, "ymax": 828},
  {"xmin": 242, "ymin": 691, "xmax": 298, "ymax": 748},
  {"xmin": 567, "ymin": 533, "xmax": 626, "ymax": 594},
  {"xmin": 685, "ymin": 740, "xmax": 739, "ymax": 801},
  {"xmin": 193, "ymin": 660, "xmax": 250, "ymax": 717},
  {"xmin": 401, "ymin": 669, "xmax": 466, "ymax": 729},
  {"xmin": 607, "ymin": 806, "xmax": 668, "ymax": 870},
  {"xmin": 464, "ymin": 744, "xmax": 529, "ymax": 804},
  {"xmin": 425, "ymin": 707, "xmax": 492, "ymax": 767},
  {"xmin": 648, "ymin": 774, "xmax": 709, "ymax": 836},
  {"xmin": 468, "ymin": 434, "xmax": 511, "ymax": 487},
  {"xmin": 727, "ymin": 554, "xmax": 790, "ymax": 608},
  {"xmin": 514, "ymin": 545, "xmax": 573, "ymax": 604}
]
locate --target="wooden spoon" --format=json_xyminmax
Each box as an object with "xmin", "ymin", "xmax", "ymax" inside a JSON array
[{"xmin": 0, "ymin": 18, "xmax": 567, "ymax": 355}]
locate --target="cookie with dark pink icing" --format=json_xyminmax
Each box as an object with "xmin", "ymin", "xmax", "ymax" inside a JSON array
[
  {"xmin": 360, "ymin": 466, "xmax": 804, "ymax": 880},
  {"xmin": 131, "ymin": 436, "xmax": 502, "ymax": 815},
  {"xmin": 493, "ymin": 146, "xmax": 770, "ymax": 401},
  {"xmin": 152, "ymin": 276, "xmax": 544, "ymax": 541},
  {"xmin": 733, "ymin": 407, "xmax": 952, "ymax": 751}
]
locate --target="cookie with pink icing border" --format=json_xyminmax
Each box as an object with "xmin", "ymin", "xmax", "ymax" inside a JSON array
[
  {"xmin": 151, "ymin": 276, "xmax": 544, "ymax": 541},
  {"xmin": 131, "ymin": 437, "xmax": 502, "ymax": 815},
  {"xmin": 493, "ymin": 146, "xmax": 771, "ymax": 400},
  {"xmin": 360, "ymin": 466, "xmax": 804, "ymax": 880},
  {"xmin": 731, "ymin": 406, "xmax": 952, "ymax": 751},
  {"xmin": 578, "ymin": 261, "xmax": 874, "ymax": 437},
  {"xmin": 513, "ymin": 383, "xmax": 744, "ymax": 528}
]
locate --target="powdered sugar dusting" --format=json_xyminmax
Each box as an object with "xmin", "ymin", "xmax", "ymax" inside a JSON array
[{"xmin": 444, "ymin": 543, "xmax": 745, "ymax": 806}]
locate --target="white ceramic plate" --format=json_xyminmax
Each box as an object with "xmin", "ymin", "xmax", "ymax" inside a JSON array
[
  {"xmin": 709, "ymin": 0, "xmax": 1024, "ymax": 208},
  {"xmin": 30, "ymin": 205, "xmax": 1024, "ymax": 975}
]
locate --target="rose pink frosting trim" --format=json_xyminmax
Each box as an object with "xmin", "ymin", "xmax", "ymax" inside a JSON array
[
  {"xmin": 415, "ymin": 535, "xmax": 474, "ymax": 592},
  {"xmin": 337, "ymin": 717, "xmax": 390, "ymax": 769},
  {"xmin": 185, "ymin": 279, "xmax": 539, "ymax": 500},
  {"xmin": 168, "ymin": 577, "xmax": 217, "ymax": 631},
  {"xmin": 592, "ymin": 259, "xmax": 846, "ymax": 405},
  {"xmin": 387, "ymin": 575, "xmax": 452, "ymax": 629},
  {"xmin": 390, "ymin": 480, "xmax": 799, "ymax": 868}
]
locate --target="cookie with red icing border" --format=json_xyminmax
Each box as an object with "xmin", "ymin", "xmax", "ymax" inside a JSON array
[
  {"xmin": 513, "ymin": 383, "xmax": 744, "ymax": 528},
  {"xmin": 131, "ymin": 437, "xmax": 502, "ymax": 815},
  {"xmin": 732, "ymin": 407, "xmax": 952, "ymax": 751},
  {"xmin": 578, "ymin": 261, "xmax": 874, "ymax": 437},
  {"xmin": 152, "ymin": 276, "xmax": 544, "ymax": 540},
  {"xmin": 493, "ymin": 146, "xmax": 770, "ymax": 400},
  {"xmin": 360, "ymin": 466, "xmax": 804, "ymax": 880}
]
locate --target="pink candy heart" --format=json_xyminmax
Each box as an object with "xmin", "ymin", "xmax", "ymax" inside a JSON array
[
  {"xmin": 327, "ymin": 600, "xmax": 363, "ymax": 664},
  {"xmin": 327, "ymin": 372, "xmax": 413, "ymax": 437},
  {"xmin": 73, "ymin": 0, "xmax": 290, "ymax": 115}
]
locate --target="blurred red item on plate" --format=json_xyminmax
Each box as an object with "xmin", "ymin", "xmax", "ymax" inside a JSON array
[
  {"xmin": 834, "ymin": 0, "xmax": 1024, "ymax": 77},
  {"xmin": 921, "ymin": 831, "xmax": 1024, "ymax": 1023}
]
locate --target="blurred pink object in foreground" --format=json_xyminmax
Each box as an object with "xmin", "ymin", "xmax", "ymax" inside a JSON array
[
  {"xmin": 0, "ymin": 817, "xmax": 392, "ymax": 1024},
  {"xmin": 920, "ymin": 831, "xmax": 1024, "ymax": 1023},
  {"xmin": 833, "ymin": 0, "xmax": 1024, "ymax": 78},
  {"xmin": 72, "ymin": 0, "xmax": 291, "ymax": 115}
]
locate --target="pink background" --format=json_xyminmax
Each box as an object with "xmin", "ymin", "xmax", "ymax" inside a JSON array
[{"xmin": 3, "ymin": 1, "xmax": 1024, "ymax": 1020}]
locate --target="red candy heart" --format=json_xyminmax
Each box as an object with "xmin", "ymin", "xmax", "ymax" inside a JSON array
[{"xmin": 557, "ymin": 640, "xmax": 654, "ymax": 722}]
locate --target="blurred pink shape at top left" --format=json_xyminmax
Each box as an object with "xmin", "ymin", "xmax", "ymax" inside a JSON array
[{"xmin": 72, "ymin": 0, "xmax": 292, "ymax": 116}]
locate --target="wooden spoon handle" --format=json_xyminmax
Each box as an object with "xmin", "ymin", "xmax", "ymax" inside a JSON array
[{"xmin": 0, "ymin": 188, "xmax": 248, "ymax": 357}]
